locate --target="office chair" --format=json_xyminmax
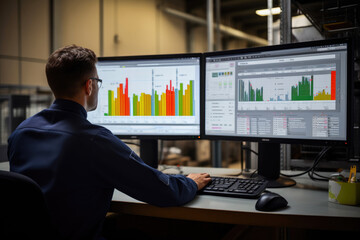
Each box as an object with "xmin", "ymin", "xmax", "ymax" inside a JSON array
[{"xmin": 0, "ymin": 170, "xmax": 60, "ymax": 240}]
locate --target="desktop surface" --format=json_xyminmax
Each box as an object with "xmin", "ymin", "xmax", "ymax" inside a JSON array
[
  {"xmin": 1, "ymin": 162, "xmax": 359, "ymax": 231},
  {"xmin": 111, "ymin": 166, "xmax": 360, "ymax": 231}
]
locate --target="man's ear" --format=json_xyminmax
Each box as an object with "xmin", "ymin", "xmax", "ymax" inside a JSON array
[{"xmin": 85, "ymin": 79, "xmax": 92, "ymax": 95}]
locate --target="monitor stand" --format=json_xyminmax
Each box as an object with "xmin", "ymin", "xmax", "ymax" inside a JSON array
[
  {"xmin": 140, "ymin": 139, "xmax": 159, "ymax": 169},
  {"xmin": 257, "ymin": 142, "xmax": 296, "ymax": 188}
]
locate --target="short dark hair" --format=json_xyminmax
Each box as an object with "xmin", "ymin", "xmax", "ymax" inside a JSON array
[{"xmin": 46, "ymin": 45, "xmax": 97, "ymax": 98}]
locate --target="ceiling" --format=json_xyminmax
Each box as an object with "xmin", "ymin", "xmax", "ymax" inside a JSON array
[
  {"xmin": 183, "ymin": 0, "xmax": 359, "ymax": 42},
  {"xmin": 185, "ymin": 0, "xmax": 291, "ymax": 40}
]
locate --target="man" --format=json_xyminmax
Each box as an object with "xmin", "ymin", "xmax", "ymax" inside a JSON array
[{"xmin": 7, "ymin": 45, "xmax": 211, "ymax": 240}]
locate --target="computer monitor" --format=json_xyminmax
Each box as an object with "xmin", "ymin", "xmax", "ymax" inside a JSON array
[
  {"xmin": 204, "ymin": 38, "xmax": 352, "ymax": 187},
  {"xmin": 88, "ymin": 53, "xmax": 202, "ymax": 168}
]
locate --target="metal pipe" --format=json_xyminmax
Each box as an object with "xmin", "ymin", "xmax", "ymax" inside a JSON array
[
  {"xmin": 215, "ymin": 0, "xmax": 221, "ymax": 51},
  {"xmin": 267, "ymin": 0, "xmax": 273, "ymax": 45},
  {"xmin": 280, "ymin": 0, "xmax": 292, "ymax": 44},
  {"xmin": 163, "ymin": 7, "xmax": 268, "ymax": 46},
  {"xmin": 207, "ymin": 0, "xmax": 214, "ymax": 52}
]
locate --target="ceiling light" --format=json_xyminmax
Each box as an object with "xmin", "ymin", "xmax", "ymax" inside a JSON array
[{"xmin": 256, "ymin": 7, "xmax": 282, "ymax": 16}]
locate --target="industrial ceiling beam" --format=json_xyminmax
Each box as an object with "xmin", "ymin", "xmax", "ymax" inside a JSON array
[{"xmin": 163, "ymin": 7, "xmax": 268, "ymax": 46}]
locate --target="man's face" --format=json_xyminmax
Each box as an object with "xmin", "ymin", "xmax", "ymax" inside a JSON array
[{"xmin": 87, "ymin": 69, "xmax": 100, "ymax": 112}]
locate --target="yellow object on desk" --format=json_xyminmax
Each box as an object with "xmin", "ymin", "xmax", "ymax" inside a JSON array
[
  {"xmin": 328, "ymin": 180, "xmax": 360, "ymax": 205},
  {"xmin": 348, "ymin": 165, "xmax": 356, "ymax": 183}
]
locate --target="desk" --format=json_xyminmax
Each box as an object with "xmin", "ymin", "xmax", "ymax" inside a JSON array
[
  {"xmin": 1, "ymin": 162, "xmax": 359, "ymax": 232},
  {"xmin": 111, "ymin": 166, "xmax": 360, "ymax": 232}
]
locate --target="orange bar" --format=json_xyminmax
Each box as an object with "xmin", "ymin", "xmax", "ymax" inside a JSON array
[
  {"xmin": 331, "ymin": 71, "xmax": 336, "ymax": 100},
  {"xmin": 115, "ymin": 97, "xmax": 119, "ymax": 116}
]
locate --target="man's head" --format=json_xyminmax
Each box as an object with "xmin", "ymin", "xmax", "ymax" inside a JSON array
[{"xmin": 46, "ymin": 45, "xmax": 99, "ymax": 111}]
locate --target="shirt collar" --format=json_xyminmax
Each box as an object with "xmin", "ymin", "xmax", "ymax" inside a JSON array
[{"xmin": 50, "ymin": 99, "xmax": 87, "ymax": 119}]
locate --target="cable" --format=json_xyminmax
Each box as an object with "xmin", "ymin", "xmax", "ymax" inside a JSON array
[
  {"xmin": 241, "ymin": 146, "xmax": 258, "ymax": 156},
  {"xmin": 240, "ymin": 144, "xmax": 333, "ymax": 181},
  {"xmin": 280, "ymin": 146, "xmax": 332, "ymax": 179}
]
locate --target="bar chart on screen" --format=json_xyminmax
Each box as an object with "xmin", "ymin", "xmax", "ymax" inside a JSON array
[
  {"xmin": 92, "ymin": 64, "xmax": 198, "ymax": 125},
  {"xmin": 237, "ymin": 71, "xmax": 337, "ymax": 111}
]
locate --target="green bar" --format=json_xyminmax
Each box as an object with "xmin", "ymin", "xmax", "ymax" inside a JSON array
[
  {"xmin": 190, "ymin": 80, "xmax": 193, "ymax": 115},
  {"xmin": 291, "ymin": 76, "xmax": 313, "ymax": 101},
  {"xmin": 133, "ymin": 94, "xmax": 138, "ymax": 116},
  {"xmin": 179, "ymin": 83, "xmax": 183, "ymax": 116},
  {"xmin": 155, "ymin": 91, "xmax": 159, "ymax": 116},
  {"xmin": 256, "ymin": 87, "xmax": 263, "ymax": 101},
  {"xmin": 108, "ymin": 90, "xmax": 113, "ymax": 116}
]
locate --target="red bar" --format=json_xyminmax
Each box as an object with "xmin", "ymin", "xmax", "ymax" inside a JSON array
[
  {"xmin": 166, "ymin": 85, "xmax": 169, "ymax": 116},
  {"xmin": 331, "ymin": 71, "xmax": 336, "ymax": 100},
  {"xmin": 171, "ymin": 87, "xmax": 175, "ymax": 116},
  {"xmin": 117, "ymin": 84, "xmax": 121, "ymax": 116},
  {"xmin": 125, "ymin": 78, "xmax": 129, "ymax": 115},
  {"xmin": 119, "ymin": 84, "xmax": 123, "ymax": 115}
]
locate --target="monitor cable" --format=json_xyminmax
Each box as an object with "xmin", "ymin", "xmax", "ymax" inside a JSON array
[
  {"xmin": 241, "ymin": 145, "xmax": 333, "ymax": 181},
  {"xmin": 241, "ymin": 146, "xmax": 258, "ymax": 178},
  {"xmin": 280, "ymin": 146, "xmax": 332, "ymax": 181}
]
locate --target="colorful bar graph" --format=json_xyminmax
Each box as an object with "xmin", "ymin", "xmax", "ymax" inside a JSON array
[
  {"xmin": 106, "ymin": 78, "xmax": 194, "ymax": 116},
  {"xmin": 239, "ymin": 73, "xmax": 336, "ymax": 103}
]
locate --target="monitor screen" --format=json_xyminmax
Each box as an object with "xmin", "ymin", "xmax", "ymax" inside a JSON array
[
  {"xmin": 87, "ymin": 54, "xmax": 202, "ymax": 139},
  {"xmin": 204, "ymin": 38, "xmax": 351, "ymax": 145}
]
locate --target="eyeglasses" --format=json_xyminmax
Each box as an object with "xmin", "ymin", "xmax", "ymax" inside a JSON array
[{"xmin": 89, "ymin": 77, "xmax": 102, "ymax": 88}]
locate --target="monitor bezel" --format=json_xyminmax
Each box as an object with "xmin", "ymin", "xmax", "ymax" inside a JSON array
[
  {"xmin": 202, "ymin": 38, "xmax": 353, "ymax": 146},
  {"xmin": 93, "ymin": 52, "xmax": 204, "ymax": 140}
]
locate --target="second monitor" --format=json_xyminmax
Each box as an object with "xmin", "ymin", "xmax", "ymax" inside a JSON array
[{"xmin": 204, "ymin": 38, "xmax": 352, "ymax": 187}]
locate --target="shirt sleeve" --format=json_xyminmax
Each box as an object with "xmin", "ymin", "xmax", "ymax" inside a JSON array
[{"xmin": 89, "ymin": 128, "xmax": 198, "ymax": 207}]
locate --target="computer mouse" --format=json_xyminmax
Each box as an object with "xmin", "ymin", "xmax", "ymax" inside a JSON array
[{"xmin": 255, "ymin": 192, "xmax": 288, "ymax": 211}]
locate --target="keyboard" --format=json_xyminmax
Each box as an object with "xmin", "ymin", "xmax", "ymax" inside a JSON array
[{"xmin": 199, "ymin": 176, "xmax": 268, "ymax": 198}]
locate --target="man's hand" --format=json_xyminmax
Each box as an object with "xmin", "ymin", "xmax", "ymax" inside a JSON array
[{"xmin": 187, "ymin": 173, "xmax": 211, "ymax": 190}]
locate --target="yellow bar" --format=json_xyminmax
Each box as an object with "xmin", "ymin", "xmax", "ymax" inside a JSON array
[
  {"xmin": 145, "ymin": 94, "xmax": 148, "ymax": 116},
  {"xmin": 137, "ymin": 101, "xmax": 140, "ymax": 116},
  {"xmin": 159, "ymin": 99, "xmax": 162, "ymax": 116},
  {"xmin": 110, "ymin": 91, "xmax": 115, "ymax": 116},
  {"xmin": 140, "ymin": 93, "xmax": 145, "ymax": 116},
  {"xmin": 115, "ymin": 98, "xmax": 119, "ymax": 116},
  {"xmin": 146, "ymin": 94, "xmax": 151, "ymax": 116},
  {"xmin": 187, "ymin": 85, "xmax": 190, "ymax": 115},
  {"xmin": 161, "ymin": 93, "xmax": 166, "ymax": 116}
]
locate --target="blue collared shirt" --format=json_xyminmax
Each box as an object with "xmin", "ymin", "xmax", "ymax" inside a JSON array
[{"xmin": 8, "ymin": 99, "xmax": 197, "ymax": 240}]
